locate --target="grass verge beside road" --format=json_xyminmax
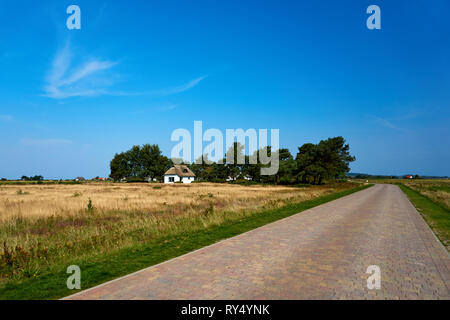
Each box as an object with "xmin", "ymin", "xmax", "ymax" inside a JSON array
[
  {"xmin": 0, "ymin": 184, "xmax": 371, "ymax": 300},
  {"xmin": 399, "ymin": 184, "xmax": 450, "ymax": 251}
]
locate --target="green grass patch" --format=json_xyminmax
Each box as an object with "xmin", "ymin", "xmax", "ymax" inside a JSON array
[
  {"xmin": 0, "ymin": 184, "xmax": 372, "ymax": 300},
  {"xmin": 399, "ymin": 184, "xmax": 450, "ymax": 251}
]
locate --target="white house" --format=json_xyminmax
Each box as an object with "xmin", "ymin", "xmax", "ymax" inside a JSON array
[{"xmin": 164, "ymin": 165, "xmax": 196, "ymax": 184}]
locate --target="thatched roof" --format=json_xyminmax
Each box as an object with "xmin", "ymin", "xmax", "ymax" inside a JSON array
[{"xmin": 164, "ymin": 165, "xmax": 195, "ymax": 177}]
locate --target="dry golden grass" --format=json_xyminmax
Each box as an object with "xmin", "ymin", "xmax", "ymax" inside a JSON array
[
  {"xmin": 0, "ymin": 182, "xmax": 354, "ymax": 282},
  {"xmin": 402, "ymin": 180, "xmax": 450, "ymax": 210},
  {"xmin": 0, "ymin": 182, "xmax": 333, "ymax": 221}
]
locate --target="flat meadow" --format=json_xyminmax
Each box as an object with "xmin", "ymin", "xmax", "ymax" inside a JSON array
[
  {"xmin": 0, "ymin": 181, "xmax": 358, "ymax": 288},
  {"xmin": 402, "ymin": 180, "xmax": 450, "ymax": 210}
]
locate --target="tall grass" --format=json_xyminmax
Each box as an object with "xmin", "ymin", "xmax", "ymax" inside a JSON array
[
  {"xmin": 403, "ymin": 180, "xmax": 450, "ymax": 210},
  {"xmin": 0, "ymin": 182, "xmax": 356, "ymax": 284}
]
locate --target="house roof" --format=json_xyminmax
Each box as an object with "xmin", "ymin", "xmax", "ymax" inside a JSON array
[{"xmin": 164, "ymin": 165, "xmax": 196, "ymax": 177}]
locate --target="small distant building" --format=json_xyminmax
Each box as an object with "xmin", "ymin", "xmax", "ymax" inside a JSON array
[
  {"xmin": 405, "ymin": 175, "xmax": 414, "ymax": 179},
  {"xmin": 226, "ymin": 175, "xmax": 252, "ymax": 182},
  {"xmin": 164, "ymin": 165, "xmax": 195, "ymax": 184},
  {"xmin": 75, "ymin": 177, "xmax": 85, "ymax": 182}
]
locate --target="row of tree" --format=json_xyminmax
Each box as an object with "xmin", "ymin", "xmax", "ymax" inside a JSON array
[
  {"xmin": 109, "ymin": 136, "xmax": 355, "ymax": 185},
  {"xmin": 21, "ymin": 175, "xmax": 44, "ymax": 181}
]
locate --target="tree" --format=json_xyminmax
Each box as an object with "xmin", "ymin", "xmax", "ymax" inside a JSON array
[
  {"xmin": 316, "ymin": 137, "xmax": 355, "ymax": 183},
  {"xmin": 295, "ymin": 137, "xmax": 355, "ymax": 184},
  {"xmin": 110, "ymin": 152, "xmax": 129, "ymax": 182},
  {"xmin": 295, "ymin": 143, "xmax": 318, "ymax": 183},
  {"xmin": 242, "ymin": 150, "xmax": 261, "ymax": 182},
  {"xmin": 275, "ymin": 148, "xmax": 297, "ymax": 184},
  {"xmin": 139, "ymin": 144, "xmax": 171, "ymax": 181},
  {"xmin": 189, "ymin": 154, "xmax": 213, "ymax": 181},
  {"xmin": 109, "ymin": 144, "xmax": 170, "ymax": 182},
  {"xmin": 225, "ymin": 142, "xmax": 245, "ymax": 181},
  {"xmin": 21, "ymin": 175, "xmax": 43, "ymax": 181}
]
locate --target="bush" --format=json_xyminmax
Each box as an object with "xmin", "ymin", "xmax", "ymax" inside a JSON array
[
  {"xmin": 125, "ymin": 177, "xmax": 147, "ymax": 183},
  {"xmin": 86, "ymin": 198, "xmax": 95, "ymax": 212},
  {"xmin": 230, "ymin": 180, "xmax": 259, "ymax": 186}
]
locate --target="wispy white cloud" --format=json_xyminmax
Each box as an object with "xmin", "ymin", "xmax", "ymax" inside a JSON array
[
  {"xmin": 0, "ymin": 115, "xmax": 13, "ymax": 122},
  {"xmin": 368, "ymin": 115, "xmax": 401, "ymax": 130},
  {"xmin": 20, "ymin": 138, "xmax": 72, "ymax": 147},
  {"xmin": 43, "ymin": 42, "xmax": 117, "ymax": 99},
  {"xmin": 150, "ymin": 76, "xmax": 207, "ymax": 96},
  {"xmin": 100, "ymin": 76, "xmax": 207, "ymax": 97},
  {"xmin": 44, "ymin": 41, "xmax": 207, "ymax": 99}
]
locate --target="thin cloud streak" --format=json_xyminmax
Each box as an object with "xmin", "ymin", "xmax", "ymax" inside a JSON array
[
  {"xmin": 368, "ymin": 114, "xmax": 402, "ymax": 131},
  {"xmin": 43, "ymin": 42, "xmax": 117, "ymax": 99},
  {"xmin": 149, "ymin": 76, "xmax": 207, "ymax": 96},
  {"xmin": 98, "ymin": 76, "xmax": 208, "ymax": 97},
  {"xmin": 43, "ymin": 41, "xmax": 207, "ymax": 99}
]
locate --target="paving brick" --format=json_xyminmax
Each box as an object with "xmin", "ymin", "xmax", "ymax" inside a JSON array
[{"xmin": 65, "ymin": 184, "xmax": 450, "ymax": 300}]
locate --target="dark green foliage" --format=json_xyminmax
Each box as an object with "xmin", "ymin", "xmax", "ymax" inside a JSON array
[
  {"xmin": 295, "ymin": 137, "xmax": 355, "ymax": 184},
  {"xmin": 21, "ymin": 175, "xmax": 43, "ymax": 181},
  {"xmin": 189, "ymin": 137, "xmax": 355, "ymax": 185},
  {"xmin": 110, "ymin": 144, "xmax": 171, "ymax": 182},
  {"xmin": 87, "ymin": 198, "xmax": 95, "ymax": 212},
  {"xmin": 109, "ymin": 137, "xmax": 355, "ymax": 186}
]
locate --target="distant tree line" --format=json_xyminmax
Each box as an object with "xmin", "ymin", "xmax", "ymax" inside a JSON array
[
  {"xmin": 349, "ymin": 173, "xmax": 422, "ymax": 179},
  {"xmin": 189, "ymin": 136, "xmax": 355, "ymax": 185},
  {"xmin": 109, "ymin": 136, "xmax": 355, "ymax": 185},
  {"xmin": 21, "ymin": 175, "xmax": 44, "ymax": 181}
]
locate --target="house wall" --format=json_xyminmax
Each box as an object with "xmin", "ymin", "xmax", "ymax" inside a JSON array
[
  {"xmin": 181, "ymin": 176, "xmax": 194, "ymax": 184},
  {"xmin": 164, "ymin": 175, "xmax": 180, "ymax": 183},
  {"xmin": 164, "ymin": 175, "xmax": 195, "ymax": 184}
]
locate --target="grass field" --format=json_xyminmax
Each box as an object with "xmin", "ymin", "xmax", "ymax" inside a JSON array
[
  {"xmin": 402, "ymin": 180, "xmax": 450, "ymax": 211},
  {"xmin": 0, "ymin": 181, "xmax": 366, "ymax": 299}
]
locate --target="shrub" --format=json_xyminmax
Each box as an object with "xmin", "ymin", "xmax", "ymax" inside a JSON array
[
  {"xmin": 292, "ymin": 183, "xmax": 311, "ymax": 188},
  {"xmin": 87, "ymin": 198, "xmax": 95, "ymax": 212},
  {"xmin": 203, "ymin": 202, "xmax": 215, "ymax": 217}
]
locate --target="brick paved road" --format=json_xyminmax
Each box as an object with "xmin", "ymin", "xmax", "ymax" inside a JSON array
[{"xmin": 66, "ymin": 184, "xmax": 450, "ymax": 300}]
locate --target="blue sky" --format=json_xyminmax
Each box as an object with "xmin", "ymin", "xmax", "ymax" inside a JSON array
[{"xmin": 0, "ymin": 0, "xmax": 449, "ymax": 179}]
